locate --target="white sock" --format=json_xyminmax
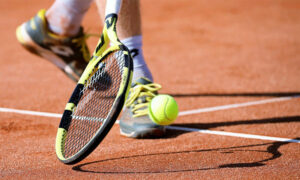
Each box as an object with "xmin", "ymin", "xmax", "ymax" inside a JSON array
[
  {"xmin": 46, "ymin": 0, "xmax": 94, "ymax": 36},
  {"xmin": 121, "ymin": 35, "xmax": 153, "ymax": 82}
]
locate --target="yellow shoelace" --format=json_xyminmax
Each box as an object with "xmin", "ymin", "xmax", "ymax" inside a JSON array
[{"xmin": 125, "ymin": 83, "xmax": 162, "ymax": 117}]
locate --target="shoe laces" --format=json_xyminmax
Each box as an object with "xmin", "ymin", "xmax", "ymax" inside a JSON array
[
  {"xmin": 125, "ymin": 83, "xmax": 162, "ymax": 117},
  {"xmin": 72, "ymin": 33, "xmax": 100, "ymax": 62}
]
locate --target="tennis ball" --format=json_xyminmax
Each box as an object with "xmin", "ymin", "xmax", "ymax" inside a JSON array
[{"xmin": 148, "ymin": 95, "xmax": 179, "ymax": 125}]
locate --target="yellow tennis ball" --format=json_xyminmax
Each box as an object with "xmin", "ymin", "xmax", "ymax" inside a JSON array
[{"xmin": 148, "ymin": 95, "xmax": 179, "ymax": 125}]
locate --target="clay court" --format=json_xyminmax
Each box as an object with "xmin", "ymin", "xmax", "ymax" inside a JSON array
[{"xmin": 1, "ymin": 0, "xmax": 300, "ymax": 179}]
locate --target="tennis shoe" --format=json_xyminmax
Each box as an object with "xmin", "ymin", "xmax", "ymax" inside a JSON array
[
  {"xmin": 119, "ymin": 77, "xmax": 166, "ymax": 138},
  {"xmin": 16, "ymin": 9, "xmax": 90, "ymax": 82}
]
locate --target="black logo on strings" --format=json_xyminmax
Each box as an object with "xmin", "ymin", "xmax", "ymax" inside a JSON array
[{"xmin": 130, "ymin": 49, "xmax": 139, "ymax": 58}]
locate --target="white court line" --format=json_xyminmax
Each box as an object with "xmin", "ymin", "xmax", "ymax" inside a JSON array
[
  {"xmin": 0, "ymin": 96, "xmax": 299, "ymax": 143},
  {"xmin": 165, "ymin": 126, "xmax": 300, "ymax": 143},
  {"xmin": 1, "ymin": 96, "xmax": 298, "ymax": 119},
  {"xmin": 0, "ymin": 107, "xmax": 61, "ymax": 118},
  {"xmin": 179, "ymin": 95, "xmax": 300, "ymax": 116}
]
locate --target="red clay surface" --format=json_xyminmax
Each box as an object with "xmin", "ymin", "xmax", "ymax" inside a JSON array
[{"xmin": 1, "ymin": 0, "xmax": 300, "ymax": 179}]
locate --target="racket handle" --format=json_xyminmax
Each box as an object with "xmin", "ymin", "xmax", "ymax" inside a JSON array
[{"xmin": 105, "ymin": 0, "xmax": 122, "ymax": 16}]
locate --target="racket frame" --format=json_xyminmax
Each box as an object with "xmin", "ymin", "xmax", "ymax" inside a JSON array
[{"xmin": 55, "ymin": 13, "xmax": 133, "ymax": 165}]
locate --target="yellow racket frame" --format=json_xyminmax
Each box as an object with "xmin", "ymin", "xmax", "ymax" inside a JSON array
[{"xmin": 55, "ymin": 14, "xmax": 133, "ymax": 164}]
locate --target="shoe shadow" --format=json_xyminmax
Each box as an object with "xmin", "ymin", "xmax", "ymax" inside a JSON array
[
  {"xmin": 163, "ymin": 116, "xmax": 300, "ymax": 139},
  {"xmin": 72, "ymin": 137, "xmax": 299, "ymax": 174},
  {"xmin": 162, "ymin": 92, "xmax": 300, "ymax": 138}
]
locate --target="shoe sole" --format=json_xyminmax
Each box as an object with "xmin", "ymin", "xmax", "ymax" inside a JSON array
[
  {"xmin": 16, "ymin": 23, "xmax": 80, "ymax": 81},
  {"xmin": 119, "ymin": 122, "xmax": 166, "ymax": 139},
  {"xmin": 120, "ymin": 128, "xmax": 166, "ymax": 139}
]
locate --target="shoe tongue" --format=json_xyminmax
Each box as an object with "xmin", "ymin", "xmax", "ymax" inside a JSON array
[{"xmin": 132, "ymin": 77, "xmax": 152, "ymax": 87}]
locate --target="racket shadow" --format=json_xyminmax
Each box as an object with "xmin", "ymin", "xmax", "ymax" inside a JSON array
[{"xmin": 72, "ymin": 137, "xmax": 299, "ymax": 174}]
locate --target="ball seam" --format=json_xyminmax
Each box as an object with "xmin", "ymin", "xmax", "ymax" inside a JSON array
[{"xmin": 163, "ymin": 97, "xmax": 172, "ymax": 122}]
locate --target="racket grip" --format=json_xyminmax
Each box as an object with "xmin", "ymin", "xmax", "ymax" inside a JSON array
[{"xmin": 105, "ymin": 0, "xmax": 122, "ymax": 16}]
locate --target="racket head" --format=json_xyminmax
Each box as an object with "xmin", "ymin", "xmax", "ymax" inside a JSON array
[{"xmin": 55, "ymin": 14, "xmax": 133, "ymax": 164}]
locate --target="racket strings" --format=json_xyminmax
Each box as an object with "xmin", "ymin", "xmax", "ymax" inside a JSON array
[
  {"xmin": 86, "ymin": 62, "xmax": 110, "ymax": 91},
  {"xmin": 64, "ymin": 50, "xmax": 125, "ymax": 158}
]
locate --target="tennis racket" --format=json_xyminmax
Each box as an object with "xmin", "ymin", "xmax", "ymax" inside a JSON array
[{"xmin": 55, "ymin": 0, "xmax": 133, "ymax": 164}]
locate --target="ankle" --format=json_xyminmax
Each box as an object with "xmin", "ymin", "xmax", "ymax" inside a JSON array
[
  {"xmin": 121, "ymin": 35, "xmax": 153, "ymax": 82},
  {"xmin": 45, "ymin": 10, "xmax": 81, "ymax": 36}
]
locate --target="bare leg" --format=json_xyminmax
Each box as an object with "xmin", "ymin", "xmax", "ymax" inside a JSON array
[
  {"xmin": 96, "ymin": 0, "xmax": 153, "ymax": 81},
  {"xmin": 95, "ymin": 0, "xmax": 142, "ymax": 39},
  {"xmin": 46, "ymin": 0, "xmax": 94, "ymax": 36}
]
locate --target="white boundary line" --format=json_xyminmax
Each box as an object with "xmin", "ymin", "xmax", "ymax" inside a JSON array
[
  {"xmin": 0, "ymin": 107, "xmax": 61, "ymax": 118},
  {"xmin": 165, "ymin": 126, "xmax": 300, "ymax": 143},
  {"xmin": 179, "ymin": 95, "xmax": 300, "ymax": 116},
  {"xmin": 0, "ymin": 96, "xmax": 299, "ymax": 143}
]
